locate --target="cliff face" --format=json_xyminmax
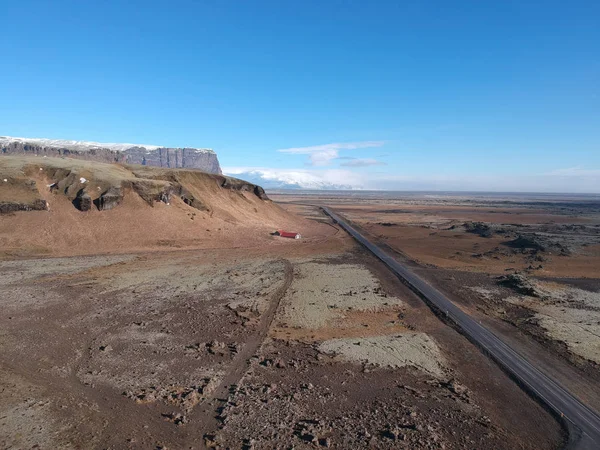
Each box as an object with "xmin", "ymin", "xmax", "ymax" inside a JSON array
[
  {"xmin": 125, "ymin": 146, "xmax": 221, "ymax": 173},
  {"xmin": 0, "ymin": 136, "xmax": 222, "ymax": 174}
]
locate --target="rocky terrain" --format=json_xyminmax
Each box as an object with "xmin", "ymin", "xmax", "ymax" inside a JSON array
[
  {"xmin": 0, "ymin": 156, "xmax": 321, "ymax": 257},
  {"xmin": 0, "ymin": 243, "xmax": 562, "ymax": 449},
  {"xmin": 0, "ymin": 155, "xmax": 263, "ymax": 214},
  {"xmin": 273, "ymin": 191, "xmax": 600, "ymax": 413},
  {"xmin": 1, "ymin": 187, "xmax": 589, "ymax": 449},
  {"xmin": 0, "ymin": 136, "xmax": 222, "ymax": 173}
]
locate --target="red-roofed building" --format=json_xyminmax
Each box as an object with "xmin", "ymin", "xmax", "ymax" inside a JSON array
[{"xmin": 275, "ymin": 230, "xmax": 301, "ymax": 239}]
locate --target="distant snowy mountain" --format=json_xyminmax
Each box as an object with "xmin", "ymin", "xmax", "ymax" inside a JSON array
[{"xmin": 225, "ymin": 169, "xmax": 357, "ymax": 190}]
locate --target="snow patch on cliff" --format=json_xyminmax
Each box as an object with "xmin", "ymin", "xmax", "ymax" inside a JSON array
[{"xmin": 0, "ymin": 136, "xmax": 215, "ymax": 154}]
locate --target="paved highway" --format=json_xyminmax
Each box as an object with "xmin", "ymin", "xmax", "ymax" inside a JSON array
[{"xmin": 322, "ymin": 207, "xmax": 600, "ymax": 450}]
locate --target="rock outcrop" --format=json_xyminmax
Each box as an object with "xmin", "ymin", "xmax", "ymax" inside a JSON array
[
  {"xmin": 96, "ymin": 187, "xmax": 123, "ymax": 211},
  {"xmin": 497, "ymin": 273, "xmax": 546, "ymax": 298},
  {"xmin": 218, "ymin": 175, "xmax": 270, "ymax": 200},
  {"xmin": 507, "ymin": 234, "xmax": 572, "ymax": 255},
  {"xmin": 0, "ymin": 155, "xmax": 301, "ymax": 258},
  {"xmin": 0, "ymin": 199, "xmax": 48, "ymax": 214},
  {"xmin": 0, "ymin": 178, "xmax": 50, "ymax": 213},
  {"xmin": 177, "ymin": 187, "xmax": 209, "ymax": 211},
  {"xmin": 0, "ymin": 136, "xmax": 222, "ymax": 174},
  {"xmin": 0, "ymin": 156, "xmax": 270, "ymax": 215},
  {"xmin": 463, "ymin": 222, "xmax": 493, "ymax": 238},
  {"xmin": 73, "ymin": 189, "xmax": 93, "ymax": 211}
]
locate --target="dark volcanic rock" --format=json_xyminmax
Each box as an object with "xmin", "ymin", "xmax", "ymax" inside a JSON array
[
  {"xmin": 73, "ymin": 189, "xmax": 92, "ymax": 211},
  {"xmin": 507, "ymin": 234, "xmax": 547, "ymax": 252},
  {"xmin": 178, "ymin": 187, "xmax": 209, "ymax": 211},
  {"xmin": 254, "ymin": 185, "xmax": 269, "ymax": 201},
  {"xmin": 464, "ymin": 222, "xmax": 493, "ymax": 237},
  {"xmin": 506, "ymin": 233, "xmax": 572, "ymax": 255},
  {"xmin": 96, "ymin": 187, "xmax": 124, "ymax": 211},
  {"xmin": 130, "ymin": 180, "xmax": 175, "ymax": 206},
  {"xmin": 2, "ymin": 156, "xmax": 270, "ymax": 217},
  {"xmin": 218, "ymin": 175, "xmax": 270, "ymax": 201},
  {"xmin": 0, "ymin": 199, "xmax": 48, "ymax": 214},
  {"xmin": 497, "ymin": 273, "xmax": 545, "ymax": 297}
]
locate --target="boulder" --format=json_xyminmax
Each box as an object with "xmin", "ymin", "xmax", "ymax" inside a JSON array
[
  {"xmin": 464, "ymin": 222, "xmax": 493, "ymax": 237},
  {"xmin": 73, "ymin": 189, "xmax": 92, "ymax": 211},
  {"xmin": 253, "ymin": 185, "xmax": 269, "ymax": 201},
  {"xmin": 95, "ymin": 187, "xmax": 123, "ymax": 211}
]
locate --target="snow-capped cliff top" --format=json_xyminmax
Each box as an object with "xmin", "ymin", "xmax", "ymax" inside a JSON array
[{"xmin": 0, "ymin": 136, "xmax": 215, "ymax": 154}]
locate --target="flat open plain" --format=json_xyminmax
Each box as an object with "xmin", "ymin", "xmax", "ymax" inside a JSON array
[
  {"xmin": 274, "ymin": 191, "xmax": 600, "ymax": 415},
  {"xmin": 0, "ymin": 193, "xmax": 572, "ymax": 449}
]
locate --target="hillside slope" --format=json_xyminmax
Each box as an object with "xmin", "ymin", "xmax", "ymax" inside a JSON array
[
  {"xmin": 0, "ymin": 136, "xmax": 222, "ymax": 173},
  {"xmin": 0, "ymin": 156, "xmax": 325, "ymax": 257}
]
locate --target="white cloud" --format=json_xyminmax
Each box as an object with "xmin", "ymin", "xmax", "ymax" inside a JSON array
[
  {"xmin": 225, "ymin": 165, "xmax": 600, "ymax": 193},
  {"xmin": 340, "ymin": 158, "xmax": 386, "ymax": 167},
  {"xmin": 278, "ymin": 141, "xmax": 385, "ymax": 166},
  {"xmin": 224, "ymin": 167, "xmax": 364, "ymax": 190}
]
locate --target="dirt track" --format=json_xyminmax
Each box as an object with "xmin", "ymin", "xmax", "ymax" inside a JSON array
[
  {"xmin": 0, "ymin": 244, "xmax": 564, "ymax": 449},
  {"xmin": 5, "ymin": 188, "xmax": 589, "ymax": 448},
  {"xmin": 190, "ymin": 259, "xmax": 294, "ymax": 446}
]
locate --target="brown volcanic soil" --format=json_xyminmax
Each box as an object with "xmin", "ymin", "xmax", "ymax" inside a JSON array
[
  {"xmin": 0, "ymin": 156, "xmax": 332, "ymax": 258},
  {"xmin": 272, "ymin": 191, "xmax": 600, "ymax": 410},
  {"xmin": 0, "ymin": 241, "xmax": 562, "ymax": 448},
  {"xmin": 0, "ymin": 189, "xmax": 326, "ymax": 258},
  {"xmin": 360, "ymin": 222, "xmax": 600, "ymax": 278},
  {"xmin": 321, "ymin": 203, "xmax": 596, "ymax": 224},
  {"xmin": 272, "ymin": 194, "xmax": 600, "ymax": 278}
]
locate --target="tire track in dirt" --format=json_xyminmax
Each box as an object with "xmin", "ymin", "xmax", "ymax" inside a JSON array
[{"xmin": 189, "ymin": 259, "xmax": 294, "ymax": 448}]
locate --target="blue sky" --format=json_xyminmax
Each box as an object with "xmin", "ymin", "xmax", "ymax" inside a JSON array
[{"xmin": 1, "ymin": 0, "xmax": 599, "ymax": 191}]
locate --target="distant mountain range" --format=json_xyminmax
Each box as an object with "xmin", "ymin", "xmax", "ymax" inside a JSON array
[
  {"xmin": 0, "ymin": 136, "xmax": 222, "ymax": 174},
  {"xmin": 224, "ymin": 169, "xmax": 355, "ymax": 190}
]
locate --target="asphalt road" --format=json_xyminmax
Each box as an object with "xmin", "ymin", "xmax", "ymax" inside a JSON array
[{"xmin": 322, "ymin": 206, "xmax": 600, "ymax": 450}]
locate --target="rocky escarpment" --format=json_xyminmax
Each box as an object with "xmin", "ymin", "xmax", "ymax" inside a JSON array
[
  {"xmin": 0, "ymin": 155, "xmax": 305, "ymax": 257},
  {"xmin": 1, "ymin": 156, "xmax": 269, "ymax": 215},
  {"xmin": 0, "ymin": 198, "xmax": 48, "ymax": 214},
  {"xmin": 0, "ymin": 136, "xmax": 222, "ymax": 173},
  {"xmin": 125, "ymin": 146, "xmax": 221, "ymax": 173}
]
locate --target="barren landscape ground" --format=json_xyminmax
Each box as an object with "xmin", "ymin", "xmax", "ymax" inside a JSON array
[
  {"xmin": 4, "ymin": 1, "xmax": 599, "ymax": 449},
  {"xmin": 0, "ymin": 241, "xmax": 564, "ymax": 450},
  {"xmin": 5, "ymin": 169, "xmax": 597, "ymax": 449},
  {"xmin": 3, "ymin": 189, "xmax": 581, "ymax": 449},
  {"xmin": 273, "ymin": 191, "xmax": 600, "ymax": 414}
]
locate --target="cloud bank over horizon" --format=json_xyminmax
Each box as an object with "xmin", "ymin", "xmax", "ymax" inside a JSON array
[
  {"xmin": 224, "ymin": 165, "xmax": 600, "ymax": 193},
  {"xmin": 224, "ymin": 167, "xmax": 360, "ymax": 190},
  {"xmin": 225, "ymin": 141, "xmax": 600, "ymax": 193}
]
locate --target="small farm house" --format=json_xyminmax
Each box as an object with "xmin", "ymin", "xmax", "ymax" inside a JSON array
[{"xmin": 274, "ymin": 230, "xmax": 301, "ymax": 239}]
